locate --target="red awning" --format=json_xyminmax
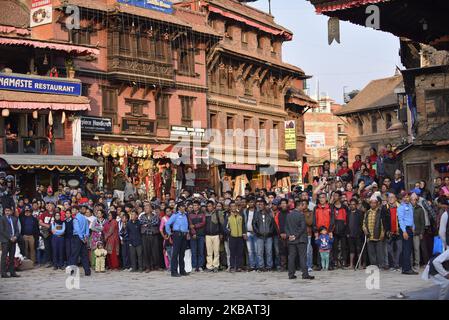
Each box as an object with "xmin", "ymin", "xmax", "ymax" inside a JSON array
[
  {"xmin": 153, "ymin": 144, "xmax": 178, "ymax": 159},
  {"xmin": 0, "ymin": 90, "xmax": 91, "ymax": 111},
  {"xmin": 0, "ymin": 26, "xmax": 30, "ymax": 36},
  {"xmin": 207, "ymin": 6, "xmax": 292, "ymax": 40},
  {"xmin": 315, "ymin": 0, "xmax": 387, "ymax": 14},
  {"xmin": 0, "ymin": 36, "xmax": 99, "ymax": 56}
]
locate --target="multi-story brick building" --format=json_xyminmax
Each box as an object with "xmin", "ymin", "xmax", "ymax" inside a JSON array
[
  {"xmin": 41, "ymin": 0, "xmax": 222, "ymax": 196},
  {"xmin": 176, "ymin": 0, "xmax": 316, "ymax": 194},
  {"xmin": 304, "ymin": 95, "xmax": 347, "ymax": 178},
  {"xmin": 0, "ymin": 0, "xmax": 100, "ymax": 196}
]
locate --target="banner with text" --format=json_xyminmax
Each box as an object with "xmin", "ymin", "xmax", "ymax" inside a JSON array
[
  {"xmin": 30, "ymin": 0, "xmax": 52, "ymax": 27},
  {"xmin": 284, "ymin": 120, "xmax": 297, "ymax": 150},
  {"xmin": 117, "ymin": 0, "xmax": 173, "ymax": 14}
]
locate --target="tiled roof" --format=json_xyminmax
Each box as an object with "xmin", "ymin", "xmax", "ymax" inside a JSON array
[
  {"xmin": 205, "ymin": 0, "xmax": 293, "ymax": 35},
  {"xmin": 219, "ymin": 43, "xmax": 305, "ymax": 75},
  {"xmin": 59, "ymin": 0, "xmax": 219, "ymax": 35},
  {"xmin": 418, "ymin": 121, "xmax": 449, "ymax": 144},
  {"xmin": 335, "ymin": 74, "xmax": 403, "ymax": 116}
]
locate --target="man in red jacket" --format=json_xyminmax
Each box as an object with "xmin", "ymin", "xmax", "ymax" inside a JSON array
[{"xmin": 313, "ymin": 193, "xmax": 335, "ymax": 270}]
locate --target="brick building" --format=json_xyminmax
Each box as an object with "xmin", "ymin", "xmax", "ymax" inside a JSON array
[
  {"xmin": 176, "ymin": 0, "xmax": 316, "ymax": 194},
  {"xmin": 41, "ymin": 0, "xmax": 222, "ymax": 197},
  {"xmin": 0, "ymin": 0, "xmax": 100, "ymax": 196},
  {"xmin": 335, "ymin": 74, "xmax": 406, "ymax": 165},
  {"xmin": 304, "ymin": 95, "xmax": 347, "ymax": 178}
]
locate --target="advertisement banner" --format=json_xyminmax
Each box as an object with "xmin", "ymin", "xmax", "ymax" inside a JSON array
[
  {"xmin": 306, "ymin": 132, "xmax": 325, "ymax": 148},
  {"xmin": 30, "ymin": 0, "xmax": 52, "ymax": 27},
  {"xmin": 117, "ymin": 0, "xmax": 173, "ymax": 14},
  {"xmin": 284, "ymin": 120, "xmax": 297, "ymax": 150},
  {"xmin": 81, "ymin": 116, "xmax": 113, "ymax": 133},
  {"xmin": 0, "ymin": 73, "xmax": 82, "ymax": 96}
]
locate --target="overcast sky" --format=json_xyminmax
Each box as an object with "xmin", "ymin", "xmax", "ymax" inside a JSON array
[{"xmin": 250, "ymin": 0, "xmax": 403, "ymax": 104}]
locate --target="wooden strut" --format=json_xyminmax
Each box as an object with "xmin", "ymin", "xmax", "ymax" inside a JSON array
[
  {"xmin": 241, "ymin": 64, "xmax": 253, "ymax": 81},
  {"xmin": 130, "ymin": 84, "xmax": 139, "ymax": 98},
  {"xmin": 142, "ymin": 85, "xmax": 152, "ymax": 100}
]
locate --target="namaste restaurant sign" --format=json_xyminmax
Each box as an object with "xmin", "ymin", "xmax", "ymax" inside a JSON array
[{"xmin": 0, "ymin": 73, "xmax": 82, "ymax": 96}]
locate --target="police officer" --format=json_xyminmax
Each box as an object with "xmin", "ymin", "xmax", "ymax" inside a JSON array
[{"xmin": 165, "ymin": 202, "xmax": 189, "ymax": 277}]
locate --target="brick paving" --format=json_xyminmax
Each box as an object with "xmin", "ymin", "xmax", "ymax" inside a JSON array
[{"xmin": 0, "ymin": 266, "xmax": 439, "ymax": 300}]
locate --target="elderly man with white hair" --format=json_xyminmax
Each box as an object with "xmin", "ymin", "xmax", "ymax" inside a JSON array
[{"xmin": 363, "ymin": 193, "xmax": 387, "ymax": 268}]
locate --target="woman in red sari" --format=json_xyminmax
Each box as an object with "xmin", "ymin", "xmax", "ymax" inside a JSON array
[{"xmin": 104, "ymin": 211, "xmax": 120, "ymax": 270}]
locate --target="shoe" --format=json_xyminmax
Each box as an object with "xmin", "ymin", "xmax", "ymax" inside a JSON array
[
  {"xmin": 289, "ymin": 275, "xmax": 297, "ymax": 279},
  {"xmin": 180, "ymin": 272, "xmax": 190, "ymax": 276},
  {"xmin": 213, "ymin": 268, "xmax": 218, "ymax": 273},
  {"xmin": 53, "ymin": 266, "xmax": 58, "ymax": 270},
  {"xmin": 171, "ymin": 273, "xmax": 181, "ymax": 277},
  {"xmin": 130, "ymin": 269, "xmax": 137, "ymax": 273},
  {"xmin": 84, "ymin": 273, "xmax": 91, "ymax": 277},
  {"xmin": 1, "ymin": 274, "xmax": 10, "ymax": 278},
  {"xmin": 236, "ymin": 268, "xmax": 242, "ymax": 272},
  {"xmin": 302, "ymin": 275, "xmax": 315, "ymax": 280},
  {"xmin": 308, "ymin": 268, "xmax": 313, "ymax": 273},
  {"xmin": 402, "ymin": 270, "xmax": 418, "ymax": 275},
  {"xmin": 46, "ymin": 264, "xmax": 53, "ymax": 268},
  {"xmin": 198, "ymin": 267, "xmax": 204, "ymax": 272},
  {"xmin": 257, "ymin": 269, "xmax": 263, "ymax": 273},
  {"xmin": 145, "ymin": 269, "xmax": 150, "ymax": 273}
]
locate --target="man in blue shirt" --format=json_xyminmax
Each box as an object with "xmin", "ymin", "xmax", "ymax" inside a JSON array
[
  {"xmin": 166, "ymin": 202, "xmax": 189, "ymax": 277},
  {"xmin": 398, "ymin": 192, "xmax": 417, "ymax": 275},
  {"xmin": 69, "ymin": 206, "xmax": 91, "ymax": 276}
]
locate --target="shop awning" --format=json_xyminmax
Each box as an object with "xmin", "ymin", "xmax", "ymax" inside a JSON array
[
  {"xmin": 0, "ymin": 90, "xmax": 91, "ymax": 111},
  {"xmin": 0, "ymin": 36, "xmax": 99, "ymax": 56},
  {"xmin": 152, "ymin": 144, "xmax": 180, "ymax": 159},
  {"xmin": 0, "ymin": 155, "xmax": 100, "ymax": 172}
]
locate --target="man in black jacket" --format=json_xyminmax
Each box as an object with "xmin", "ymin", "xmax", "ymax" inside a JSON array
[
  {"xmin": 0, "ymin": 207, "xmax": 20, "ymax": 278},
  {"xmin": 331, "ymin": 191, "xmax": 349, "ymax": 269},
  {"xmin": 347, "ymin": 199, "xmax": 364, "ymax": 269},
  {"xmin": 19, "ymin": 206, "xmax": 39, "ymax": 264},
  {"xmin": 285, "ymin": 200, "xmax": 315, "ymax": 280},
  {"xmin": 252, "ymin": 198, "xmax": 275, "ymax": 271}
]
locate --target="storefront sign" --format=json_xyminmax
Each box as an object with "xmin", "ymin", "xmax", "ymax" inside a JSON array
[
  {"xmin": 238, "ymin": 96, "xmax": 257, "ymax": 105},
  {"xmin": 30, "ymin": 0, "xmax": 52, "ymax": 27},
  {"xmin": 330, "ymin": 147, "xmax": 338, "ymax": 161},
  {"xmin": 0, "ymin": 73, "xmax": 81, "ymax": 96},
  {"xmin": 117, "ymin": 0, "xmax": 173, "ymax": 14},
  {"xmin": 225, "ymin": 163, "xmax": 256, "ymax": 171},
  {"xmin": 284, "ymin": 120, "xmax": 296, "ymax": 150},
  {"xmin": 277, "ymin": 166, "xmax": 298, "ymax": 174},
  {"xmin": 306, "ymin": 132, "xmax": 325, "ymax": 148},
  {"xmin": 81, "ymin": 116, "xmax": 112, "ymax": 133},
  {"xmin": 122, "ymin": 118, "xmax": 156, "ymax": 135},
  {"xmin": 170, "ymin": 126, "xmax": 205, "ymax": 138}
]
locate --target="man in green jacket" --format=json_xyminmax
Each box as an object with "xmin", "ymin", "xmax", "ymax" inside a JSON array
[{"xmin": 411, "ymin": 193, "xmax": 425, "ymax": 268}]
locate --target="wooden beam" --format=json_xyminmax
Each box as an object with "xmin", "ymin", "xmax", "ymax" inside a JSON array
[
  {"xmin": 207, "ymin": 54, "xmax": 220, "ymax": 72},
  {"xmin": 259, "ymin": 69, "xmax": 269, "ymax": 84},
  {"xmin": 242, "ymin": 64, "xmax": 253, "ymax": 80},
  {"xmin": 250, "ymin": 66, "xmax": 262, "ymax": 81},
  {"xmin": 130, "ymin": 85, "xmax": 138, "ymax": 98},
  {"xmin": 235, "ymin": 62, "xmax": 246, "ymax": 80},
  {"xmin": 142, "ymin": 85, "xmax": 152, "ymax": 100},
  {"xmin": 118, "ymin": 82, "xmax": 127, "ymax": 96}
]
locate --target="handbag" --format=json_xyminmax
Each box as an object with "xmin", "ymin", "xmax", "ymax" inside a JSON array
[{"xmin": 433, "ymin": 236, "xmax": 443, "ymax": 255}]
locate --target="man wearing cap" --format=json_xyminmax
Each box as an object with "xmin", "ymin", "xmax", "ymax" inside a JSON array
[
  {"xmin": 0, "ymin": 207, "xmax": 20, "ymax": 277},
  {"xmin": 19, "ymin": 205, "xmax": 39, "ymax": 264},
  {"xmin": 165, "ymin": 202, "xmax": 189, "ymax": 277},
  {"xmin": 391, "ymin": 170, "xmax": 406, "ymax": 196},
  {"xmin": 253, "ymin": 198, "xmax": 275, "ymax": 272},
  {"xmin": 398, "ymin": 192, "xmax": 418, "ymax": 275},
  {"xmin": 363, "ymin": 194, "xmax": 387, "ymax": 269},
  {"xmin": 43, "ymin": 186, "xmax": 57, "ymax": 205}
]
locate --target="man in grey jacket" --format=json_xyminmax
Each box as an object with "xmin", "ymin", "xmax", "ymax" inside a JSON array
[
  {"xmin": 0, "ymin": 206, "xmax": 20, "ymax": 278},
  {"xmin": 285, "ymin": 200, "xmax": 315, "ymax": 280}
]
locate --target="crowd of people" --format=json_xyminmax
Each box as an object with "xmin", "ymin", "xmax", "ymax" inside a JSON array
[{"xmin": 0, "ymin": 145, "xmax": 448, "ymax": 293}]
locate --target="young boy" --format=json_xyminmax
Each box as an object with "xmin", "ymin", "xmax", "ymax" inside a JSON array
[{"xmin": 315, "ymin": 226, "xmax": 334, "ymax": 271}]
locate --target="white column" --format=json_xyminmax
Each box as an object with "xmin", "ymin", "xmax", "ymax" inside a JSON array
[{"xmin": 72, "ymin": 117, "xmax": 82, "ymax": 156}]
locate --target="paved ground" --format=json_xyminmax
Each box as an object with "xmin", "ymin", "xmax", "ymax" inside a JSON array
[{"xmin": 0, "ymin": 266, "xmax": 440, "ymax": 300}]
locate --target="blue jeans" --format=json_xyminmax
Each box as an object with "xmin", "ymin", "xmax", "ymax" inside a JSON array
[
  {"xmin": 190, "ymin": 235, "xmax": 205, "ymax": 269},
  {"xmin": 166, "ymin": 245, "xmax": 173, "ymax": 271},
  {"xmin": 255, "ymin": 236, "xmax": 273, "ymax": 269},
  {"xmin": 246, "ymin": 233, "xmax": 257, "ymax": 269},
  {"xmin": 306, "ymin": 236, "xmax": 313, "ymax": 269}
]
